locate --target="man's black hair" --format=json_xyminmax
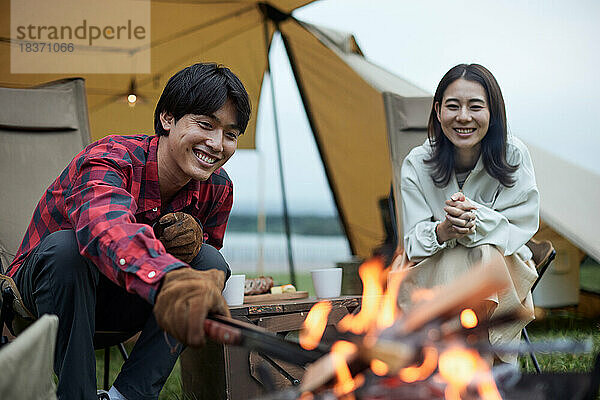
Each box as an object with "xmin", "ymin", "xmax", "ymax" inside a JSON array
[{"xmin": 154, "ymin": 63, "xmax": 251, "ymax": 136}]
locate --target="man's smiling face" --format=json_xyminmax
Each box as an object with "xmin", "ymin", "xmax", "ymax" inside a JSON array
[{"xmin": 159, "ymin": 99, "xmax": 240, "ymax": 182}]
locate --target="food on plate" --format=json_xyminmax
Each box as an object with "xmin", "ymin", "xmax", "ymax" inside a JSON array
[
  {"xmin": 244, "ymin": 276, "xmax": 274, "ymax": 295},
  {"xmin": 270, "ymin": 284, "xmax": 296, "ymax": 294}
]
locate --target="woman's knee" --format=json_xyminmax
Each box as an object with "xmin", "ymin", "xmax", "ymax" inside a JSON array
[
  {"xmin": 189, "ymin": 244, "xmax": 231, "ymax": 280},
  {"xmin": 465, "ymin": 244, "xmax": 504, "ymax": 265}
]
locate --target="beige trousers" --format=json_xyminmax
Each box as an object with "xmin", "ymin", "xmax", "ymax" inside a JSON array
[{"xmin": 397, "ymin": 244, "xmax": 538, "ymax": 364}]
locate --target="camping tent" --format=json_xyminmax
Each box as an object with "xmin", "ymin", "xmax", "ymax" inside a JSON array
[
  {"xmin": 0, "ymin": 0, "xmax": 432, "ymax": 260},
  {"xmin": 526, "ymin": 143, "xmax": 600, "ymax": 263},
  {"xmin": 272, "ymin": 19, "xmax": 432, "ymax": 256},
  {"xmin": 0, "ymin": 0, "xmax": 314, "ymax": 148},
  {"xmin": 525, "ymin": 142, "xmax": 600, "ymax": 307}
]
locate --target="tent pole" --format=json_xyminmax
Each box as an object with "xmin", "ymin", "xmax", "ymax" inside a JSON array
[
  {"xmin": 279, "ymin": 27, "xmax": 357, "ymax": 256},
  {"xmin": 263, "ymin": 19, "xmax": 296, "ymax": 286},
  {"xmin": 257, "ymin": 150, "xmax": 266, "ymax": 276}
]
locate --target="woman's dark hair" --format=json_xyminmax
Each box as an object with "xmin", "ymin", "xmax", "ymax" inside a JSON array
[
  {"xmin": 424, "ymin": 63, "xmax": 518, "ymax": 187},
  {"xmin": 154, "ymin": 63, "xmax": 251, "ymax": 136}
]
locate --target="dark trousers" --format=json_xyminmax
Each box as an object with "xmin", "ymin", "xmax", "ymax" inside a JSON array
[{"xmin": 12, "ymin": 230, "xmax": 230, "ymax": 400}]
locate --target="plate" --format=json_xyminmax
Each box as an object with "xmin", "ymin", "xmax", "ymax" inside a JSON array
[{"xmin": 243, "ymin": 291, "xmax": 309, "ymax": 304}]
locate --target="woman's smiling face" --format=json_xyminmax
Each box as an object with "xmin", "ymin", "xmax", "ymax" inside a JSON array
[{"xmin": 435, "ymin": 78, "xmax": 490, "ymax": 157}]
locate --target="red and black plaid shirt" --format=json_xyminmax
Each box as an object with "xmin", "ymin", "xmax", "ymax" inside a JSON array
[{"xmin": 8, "ymin": 135, "xmax": 233, "ymax": 304}]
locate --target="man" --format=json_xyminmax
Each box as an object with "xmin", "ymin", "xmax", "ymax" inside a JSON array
[{"xmin": 5, "ymin": 63, "xmax": 251, "ymax": 399}]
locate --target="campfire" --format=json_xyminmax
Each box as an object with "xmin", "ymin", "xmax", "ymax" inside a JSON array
[{"xmin": 247, "ymin": 254, "xmax": 598, "ymax": 400}]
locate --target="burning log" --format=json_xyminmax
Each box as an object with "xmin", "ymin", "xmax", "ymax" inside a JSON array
[
  {"xmin": 203, "ymin": 253, "xmax": 597, "ymax": 400},
  {"xmin": 297, "ymin": 257, "xmax": 509, "ymax": 383},
  {"xmin": 392, "ymin": 257, "xmax": 510, "ymax": 335}
]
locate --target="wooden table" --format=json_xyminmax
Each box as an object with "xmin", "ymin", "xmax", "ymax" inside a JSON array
[{"xmin": 181, "ymin": 296, "xmax": 361, "ymax": 399}]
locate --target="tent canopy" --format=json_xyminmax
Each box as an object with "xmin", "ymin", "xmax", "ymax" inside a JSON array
[
  {"xmin": 277, "ymin": 19, "xmax": 431, "ymax": 256},
  {"xmin": 526, "ymin": 142, "xmax": 600, "ymax": 262},
  {"xmin": 0, "ymin": 1, "xmax": 433, "ymax": 259},
  {"xmin": 1, "ymin": 1, "xmax": 598, "ymax": 262},
  {"xmin": 0, "ymin": 1, "xmax": 315, "ymax": 148}
]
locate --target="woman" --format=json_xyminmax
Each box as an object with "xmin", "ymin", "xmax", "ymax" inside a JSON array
[{"xmin": 398, "ymin": 64, "xmax": 539, "ymax": 364}]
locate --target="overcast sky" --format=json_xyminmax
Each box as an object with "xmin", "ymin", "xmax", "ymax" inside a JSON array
[{"xmin": 225, "ymin": 0, "xmax": 600, "ymax": 215}]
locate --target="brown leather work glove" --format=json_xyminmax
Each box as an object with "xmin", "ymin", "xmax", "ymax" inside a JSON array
[
  {"xmin": 155, "ymin": 212, "xmax": 203, "ymax": 263},
  {"xmin": 154, "ymin": 268, "xmax": 230, "ymax": 347}
]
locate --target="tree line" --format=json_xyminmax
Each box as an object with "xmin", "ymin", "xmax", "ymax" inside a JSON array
[{"xmin": 226, "ymin": 214, "xmax": 344, "ymax": 236}]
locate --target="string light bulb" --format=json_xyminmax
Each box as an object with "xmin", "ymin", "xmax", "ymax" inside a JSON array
[{"xmin": 126, "ymin": 78, "xmax": 138, "ymax": 107}]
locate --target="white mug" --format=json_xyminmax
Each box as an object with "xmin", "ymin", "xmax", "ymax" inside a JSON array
[
  {"xmin": 311, "ymin": 268, "xmax": 342, "ymax": 298},
  {"xmin": 222, "ymin": 274, "xmax": 245, "ymax": 306}
]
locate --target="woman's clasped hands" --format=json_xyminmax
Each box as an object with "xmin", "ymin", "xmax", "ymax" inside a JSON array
[{"xmin": 436, "ymin": 192, "xmax": 477, "ymax": 244}]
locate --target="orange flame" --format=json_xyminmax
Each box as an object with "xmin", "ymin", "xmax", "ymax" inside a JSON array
[
  {"xmin": 444, "ymin": 384, "xmax": 462, "ymax": 400},
  {"xmin": 331, "ymin": 341, "xmax": 363, "ymax": 397},
  {"xmin": 316, "ymin": 257, "xmax": 403, "ymax": 336},
  {"xmin": 438, "ymin": 345, "xmax": 503, "ymax": 400},
  {"xmin": 399, "ymin": 346, "xmax": 438, "ymax": 383},
  {"xmin": 300, "ymin": 253, "xmax": 503, "ymax": 399},
  {"xmin": 300, "ymin": 301, "xmax": 332, "ymax": 350},
  {"xmin": 460, "ymin": 308, "xmax": 478, "ymax": 329},
  {"xmin": 370, "ymin": 359, "xmax": 389, "ymax": 376},
  {"xmin": 438, "ymin": 346, "xmax": 479, "ymax": 388},
  {"xmin": 377, "ymin": 270, "xmax": 406, "ymax": 329},
  {"xmin": 473, "ymin": 353, "xmax": 503, "ymax": 400},
  {"xmin": 478, "ymin": 378, "xmax": 503, "ymax": 400},
  {"xmin": 338, "ymin": 258, "xmax": 385, "ymax": 334}
]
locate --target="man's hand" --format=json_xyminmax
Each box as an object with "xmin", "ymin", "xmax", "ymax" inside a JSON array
[
  {"xmin": 436, "ymin": 192, "xmax": 477, "ymax": 244},
  {"xmin": 156, "ymin": 212, "xmax": 203, "ymax": 263},
  {"xmin": 154, "ymin": 268, "xmax": 230, "ymax": 347}
]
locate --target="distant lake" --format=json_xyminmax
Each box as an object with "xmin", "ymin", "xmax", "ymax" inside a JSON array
[{"xmin": 221, "ymin": 232, "xmax": 352, "ymax": 274}]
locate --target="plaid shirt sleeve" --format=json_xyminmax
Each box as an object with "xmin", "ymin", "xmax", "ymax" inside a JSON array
[
  {"xmin": 65, "ymin": 142, "xmax": 186, "ymax": 304},
  {"xmin": 202, "ymin": 178, "xmax": 233, "ymax": 250}
]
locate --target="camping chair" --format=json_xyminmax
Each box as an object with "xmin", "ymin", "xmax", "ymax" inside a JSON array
[
  {"xmin": 0, "ymin": 78, "xmax": 135, "ymax": 390},
  {"xmin": 384, "ymin": 187, "xmax": 556, "ymax": 372},
  {"xmin": 522, "ymin": 238, "xmax": 556, "ymax": 373}
]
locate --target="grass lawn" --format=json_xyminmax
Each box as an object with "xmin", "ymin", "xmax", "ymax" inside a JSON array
[
  {"xmin": 241, "ymin": 271, "xmax": 317, "ymax": 297},
  {"xmin": 519, "ymin": 256, "xmax": 600, "ymax": 374},
  {"xmin": 97, "ymin": 268, "xmax": 600, "ymax": 398},
  {"xmin": 95, "ymin": 345, "xmax": 183, "ymax": 399},
  {"xmin": 520, "ymin": 310, "xmax": 600, "ymax": 373}
]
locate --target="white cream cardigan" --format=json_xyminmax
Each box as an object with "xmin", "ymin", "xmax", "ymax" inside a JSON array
[{"xmin": 400, "ymin": 136, "xmax": 539, "ymax": 263}]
